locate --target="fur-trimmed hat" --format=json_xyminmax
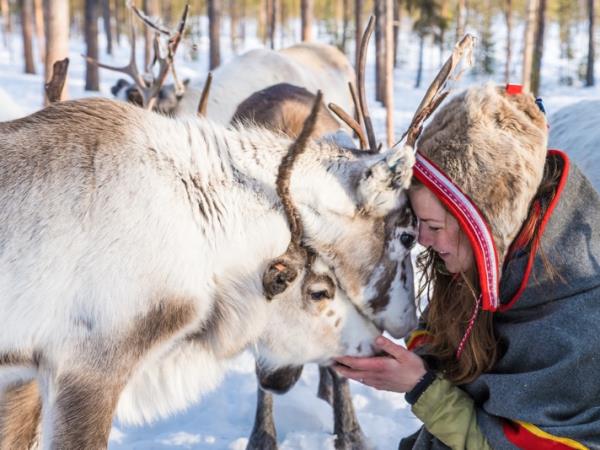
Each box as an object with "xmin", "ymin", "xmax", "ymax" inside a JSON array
[{"xmin": 414, "ymin": 83, "xmax": 548, "ymax": 310}]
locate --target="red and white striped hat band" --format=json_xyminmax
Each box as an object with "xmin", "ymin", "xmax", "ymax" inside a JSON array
[{"xmin": 413, "ymin": 152, "xmax": 500, "ymax": 312}]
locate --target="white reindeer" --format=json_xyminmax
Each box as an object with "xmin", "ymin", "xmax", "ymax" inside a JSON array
[
  {"xmin": 111, "ymin": 41, "xmax": 355, "ymax": 124},
  {"xmin": 232, "ymin": 82, "xmax": 417, "ymax": 450},
  {"xmin": 0, "ymin": 91, "xmax": 416, "ymax": 448}
]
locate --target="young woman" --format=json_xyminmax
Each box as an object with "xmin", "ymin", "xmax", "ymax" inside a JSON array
[{"xmin": 335, "ymin": 84, "xmax": 600, "ymax": 449}]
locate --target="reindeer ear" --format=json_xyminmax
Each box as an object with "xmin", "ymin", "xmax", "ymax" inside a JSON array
[{"xmin": 262, "ymin": 260, "xmax": 299, "ymax": 300}]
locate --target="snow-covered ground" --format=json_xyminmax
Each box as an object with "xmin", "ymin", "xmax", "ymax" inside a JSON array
[{"xmin": 1, "ymin": 14, "xmax": 599, "ymax": 450}]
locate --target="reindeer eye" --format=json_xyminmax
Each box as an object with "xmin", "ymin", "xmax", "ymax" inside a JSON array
[
  {"xmin": 400, "ymin": 232, "xmax": 416, "ymax": 249},
  {"xmin": 310, "ymin": 290, "xmax": 331, "ymax": 301}
]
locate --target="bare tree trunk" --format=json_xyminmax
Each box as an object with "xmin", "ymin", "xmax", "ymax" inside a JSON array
[
  {"xmin": 586, "ymin": 0, "xmax": 595, "ymax": 86},
  {"xmin": 162, "ymin": 0, "xmax": 172, "ymax": 23},
  {"xmin": 208, "ymin": 0, "xmax": 221, "ymax": 69},
  {"xmin": 301, "ymin": 0, "xmax": 312, "ymax": 41},
  {"xmin": 1, "ymin": 0, "xmax": 12, "ymax": 49},
  {"xmin": 269, "ymin": 0, "xmax": 277, "ymax": 49},
  {"xmin": 393, "ymin": 0, "xmax": 401, "ymax": 68},
  {"xmin": 43, "ymin": 0, "xmax": 69, "ymax": 104},
  {"xmin": 415, "ymin": 33, "xmax": 424, "ymax": 88},
  {"xmin": 522, "ymin": 0, "xmax": 538, "ymax": 92},
  {"xmin": 530, "ymin": 0, "xmax": 546, "ymax": 95},
  {"xmin": 279, "ymin": 0, "xmax": 286, "ymax": 48},
  {"xmin": 114, "ymin": 0, "xmax": 121, "ymax": 46},
  {"xmin": 355, "ymin": 0, "xmax": 363, "ymax": 74},
  {"xmin": 70, "ymin": 2, "xmax": 81, "ymax": 37},
  {"xmin": 239, "ymin": 0, "xmax": 246, "ymax": 47},
  {"xmin": 229, "ymin": 0, "xmax": 239, "ymax": 53},
  {"xmin": 102, "ymin": 0, "xmax": 111, "ymax": 55},
  {"xmin": 143, "ymin": 0, "xmax": 159, "ymax": 70},
  {"xmin": 84, "ymin": 0, "xmax": 99, "ymax": 90},
  {"xmin": 20, "ymin": 0, "xmax": 35, "ymax": 73},
  {"xmin": 265, "ymin": 0, "xmax": 272, "ymax": 47},
  {"xmin": 334, "ymin": 0, "xmax": 342, "ymax": 46},
  {"xmin": 455, "ymin": 0, "xmax": 465, "ymax": 41},
  {"xmin": 439, "ymin": 0, "xmax": 448, "ymax": 64},
  {"xmin": 341, "ymin": 0, "xmax": 350, "ymax": 52},
  {"xmin": 33, "ymin": 0, "xmax": 44, "ymax": 62},
  {"xmin": 374, "ymin": 0, "xmax": 385, "ymax": 102},
  {"xmin": 504, "ymin": 0, "xmax": 512, "ymax": 83},
  {"xmin": 385, "ymin": 0, "xmax": 394, "ymax": 146},
  {"xmin": 258, "ymin": 0, "xmax": 267, "ymax": 45}
]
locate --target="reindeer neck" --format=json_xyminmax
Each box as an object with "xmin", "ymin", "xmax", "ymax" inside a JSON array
[{"xmin": 188, "ymin": 271, "xmax": 272, "ymax": 361}]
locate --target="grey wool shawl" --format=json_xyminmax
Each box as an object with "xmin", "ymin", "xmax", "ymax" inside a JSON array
[{"xmin": 403, "ymin": 154, "xmax": 600, "ymax": 450}]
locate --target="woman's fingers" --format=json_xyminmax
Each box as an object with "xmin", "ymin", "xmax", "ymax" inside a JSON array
[
  {"xmin": 335, "ymin": 355, "xmax": 377, "ymax": 370},
  {"xmin": 374, "ymin": 336, "xmax": 410, "ymax": 360},
  {"xmin": 334, "ymin": 338, "xmax": 429, "ymax": 393}
]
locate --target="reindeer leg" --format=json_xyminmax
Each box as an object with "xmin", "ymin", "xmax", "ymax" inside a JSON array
[
  {"xmin": 40, "ymin": 299, "xmax": 196, "ymax": 449},
  {"xmin": 0, "ymin": 380, "xmax": 42, "ymax": 450},
  {"xmin": 330, "ymin": 368, "xmax": 371, "ymax": 450},
  {"xmin": 40, "ymin": 371, "xmax": 122, "ymax": 449},
  {"xmin": 246, "ymin": 386, "xmax": 278, "ymax": 450},
  {"xmin": 317, "ymin": 365, "xmax": 333, "ymax": 405}
]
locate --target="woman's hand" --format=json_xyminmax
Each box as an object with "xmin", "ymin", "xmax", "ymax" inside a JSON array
[{"xmin": 333, "ymin": 336, "xmax": 427, "ymax": 393}]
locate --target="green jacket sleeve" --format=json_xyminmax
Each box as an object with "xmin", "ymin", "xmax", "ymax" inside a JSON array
[{"xmin": 411, "ymin": 376, "xmax": 493, "ymax": 450}]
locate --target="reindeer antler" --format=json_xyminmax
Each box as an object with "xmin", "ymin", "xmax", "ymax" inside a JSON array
[
  {"xmin": 197, "ymin": 72, "xmax": 213, "ymax": 117},
  {"xmin": 356, "ymin": 16, "xmax": 377, "ymax": 152},
  {"xmin": 327, "ymin": 100, "xmax": 368, "ymax": 150},
  {"xmin": 85, "ymin": 3, "xmax": 189, "ymax": 110},
  {"xmin": 401, "ymin": 34, "xmax": 476, "ymax": 148},
  {"xmin": 45, "ymin": 58, "xmax": 70, "ymax": 103},
  {"xmin": 329, "ymin": 16, "xmax": 378, "ymax": 153},
  {"xmin": 262, "ymin": 92, "xmax": 323, "ymax": 299},
  {"xmin": 276, "ymin": 90, "xmax": 323, "ymax": 246}
]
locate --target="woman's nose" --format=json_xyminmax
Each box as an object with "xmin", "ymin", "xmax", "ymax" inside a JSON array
[{"xmin": 417, "ymin": 223, "xmax": 432, "ymax": 247}]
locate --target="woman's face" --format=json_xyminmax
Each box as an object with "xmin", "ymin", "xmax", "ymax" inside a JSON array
[{"xmin": 409, "ymin": 186, "xmax": 474, "ymax": 273}]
